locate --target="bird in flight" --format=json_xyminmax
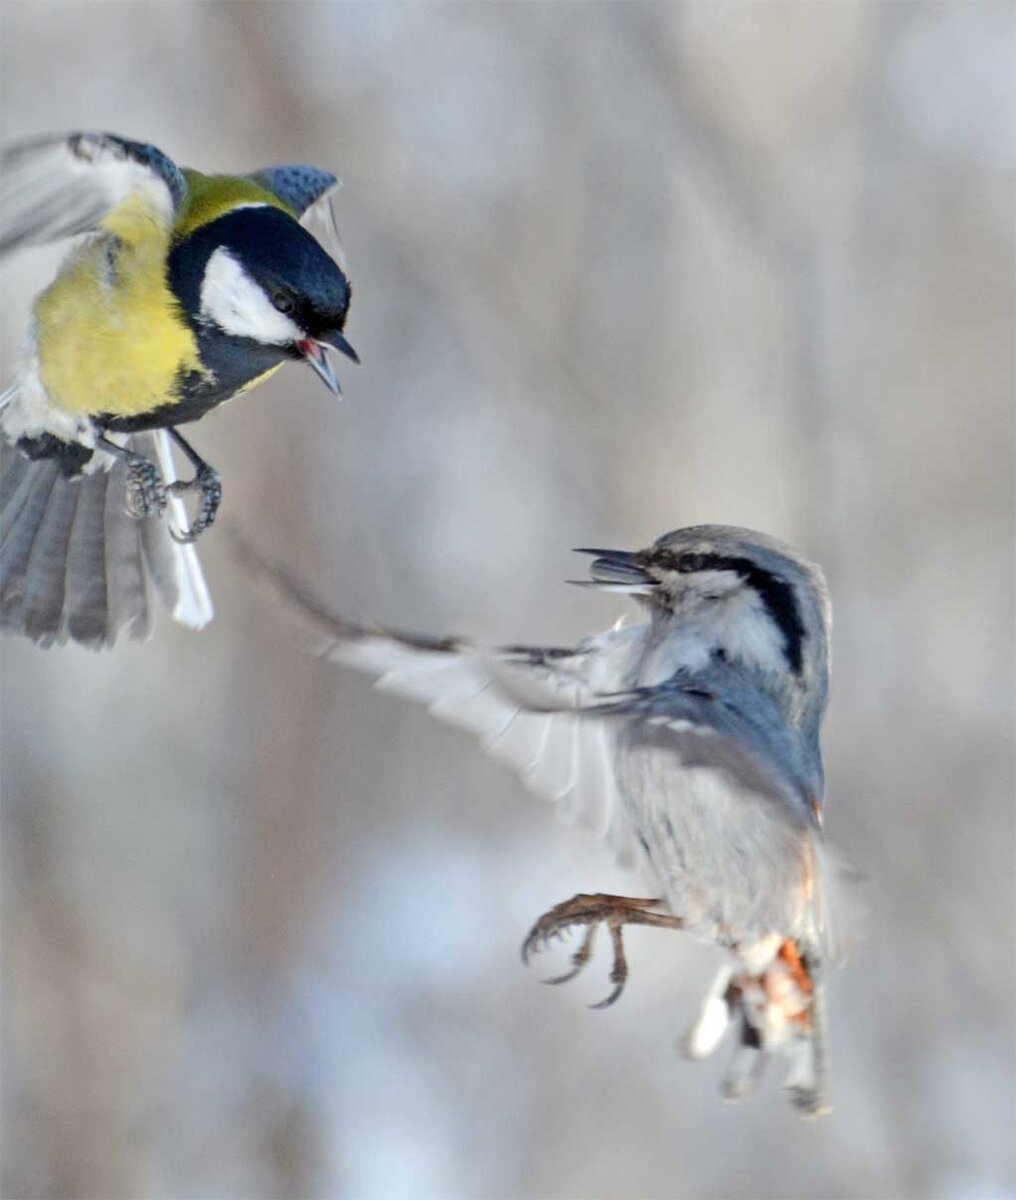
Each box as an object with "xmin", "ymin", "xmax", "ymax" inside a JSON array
[
  {"xmin": 1, "ymin": 131, "xmax": 357, "ymax": 646},
  {"xmin": 237, "ymin": 524, "xmax": 859, "ymax": 1117}
]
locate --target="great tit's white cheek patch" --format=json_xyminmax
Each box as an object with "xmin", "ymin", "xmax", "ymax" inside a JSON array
[{"xmin": 199, "ymin": 247, "xmax": 303, "ymax": 345}]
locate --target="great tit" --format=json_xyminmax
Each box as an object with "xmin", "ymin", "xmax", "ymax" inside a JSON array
[{"xmin": 0, "ymin": 131, "xmax": 357, "ymax": 647}]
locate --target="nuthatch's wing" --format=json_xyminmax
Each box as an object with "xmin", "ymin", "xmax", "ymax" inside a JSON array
[
  {"xmin": 233, "ymin": 534, "xmax": 638, "ymax": 863},
  {"xmin": 602, "ymin": 678, "xmax": 862, "ymax": 964},
  {"xmin": 0, "ymin": 131, "xmax": 187, "ymax": 256},
  {"xmin": 599, "ymin": 674, "xmax": 822, "ymax": 827}
]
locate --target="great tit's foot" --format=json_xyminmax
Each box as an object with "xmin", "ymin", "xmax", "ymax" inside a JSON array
[
  {"xmin": 168, "ymin": 463, "xmax": 221, "ymax": 544},
  {"xmin": 123, "ymin": 453, "xmax": 168, "ymax": 520},
  {"xmin": 521, "ymin": 893, "xmax": 683, "ymax": 1009}
]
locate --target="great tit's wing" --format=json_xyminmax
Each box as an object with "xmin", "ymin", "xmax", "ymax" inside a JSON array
[
  {"xmin": 234, "ymin": 536, "xmax": 638, "ymax": 863},
  {"xmin": 0, "ymin": 131, "xmax": 187, "ymax": 257},
  {"xmin": 247, "ymin": 165, "xmax": 348, "ymax": 273},
  {"xmin": 0, "ymin": 429, "xmax": 212, "ymax": 647},
  {"xmin": 247, "ymin": 165, "xmax": 338, "ymax": 219}
]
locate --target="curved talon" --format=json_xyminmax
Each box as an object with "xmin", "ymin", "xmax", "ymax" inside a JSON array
[
  {"xmin": 589, "ymin": 924, "xmax": 628, "ymax": 1008},
  {"xmin": 170, "ymin": 524, "xmax": 200, "ymax": 546},
  {"xmin": 544, "ymin": 964, "xmax": 586, "ymax": 987},
  {"xmin": 589, "ymin": 980, "xmax": 626, "ymax": 1010},
  {"xmin": 540, "ymin": 922, "xmax": 599, "ymax": 986}
]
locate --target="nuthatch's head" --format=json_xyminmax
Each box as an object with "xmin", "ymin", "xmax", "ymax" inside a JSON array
[{"xmin": 575, "ymin": 525, "xmax": 831, "ymax": 687}]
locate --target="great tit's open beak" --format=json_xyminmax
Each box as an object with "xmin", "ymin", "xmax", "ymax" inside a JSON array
[
  {"xmin": 298, "ymin": 331, "xmax": 360, "ymax": 398},
  {"xmin": 568, "ymin": 548, "xmax": 658, "ymax": 594},
  {"xmin": 299, "ymin": 338, "xmax": 342, "ymax": 396}
]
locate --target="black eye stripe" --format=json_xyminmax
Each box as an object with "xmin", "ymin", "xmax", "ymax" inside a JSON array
[{"xmin": 655, "ymin": 551, "xmax": 806, "ymax": 674}]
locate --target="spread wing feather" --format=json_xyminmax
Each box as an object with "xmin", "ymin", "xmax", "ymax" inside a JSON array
[
  {"xmin": 246, "ymin": 165, "xmax": 338, "ymax": 219},
  {"xmin": 248, "ymin": 165, "xmax": 348, "ymax": 273},
  {"xmin": 234, "ymin": 536, "xmax": 631, "ymax": 858},
  {"xmin": 0, "ymin": 131, "xmax": 187, "ymax": 257},
  {"xmin": 1, "ymin": 430, "xmax": 212, "ymax": 646}
]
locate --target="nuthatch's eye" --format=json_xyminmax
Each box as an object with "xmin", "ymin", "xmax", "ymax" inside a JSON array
[
  {"xmin": 678, "ymin": 553, "xmax": 709, "ymax": 573},
  {"xmin": 271, "ymin": 289, "xmax": 295, "ymax": 314}
]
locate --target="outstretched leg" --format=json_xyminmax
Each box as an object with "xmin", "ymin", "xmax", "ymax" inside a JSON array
[
  {"xmin": 96, "ymin": 435, "xmax": 167, "ymax": 519},
  {"xmin": 522, "ymin": 893, "xmax": 684, "ymax": 1008},
  {"xmin": 166, "ymin": 428, "xmax": 222, "ymax": 543}
]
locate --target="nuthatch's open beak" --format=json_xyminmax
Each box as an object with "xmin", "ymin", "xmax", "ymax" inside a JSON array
[
  {"xmin": 569, "ymin": 548, "xmax": 658, "ymax": 594},
  {"xmin": 299, "ymin": 332, "xmax": 360, "ymax": 398}
]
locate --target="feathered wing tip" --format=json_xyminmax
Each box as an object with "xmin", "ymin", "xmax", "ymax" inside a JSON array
[
  {"xmin": 1, "ymin": 430, "xmax": 213, "ymax": 649},
  {"xmin": 812, "ymin": 837, "xmax": 869, "ymax": 969}
]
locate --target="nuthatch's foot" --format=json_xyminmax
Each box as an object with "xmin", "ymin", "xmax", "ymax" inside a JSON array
[
  {"xmin": 169, "ymin": 462, "xmax": 221, "ymax": 544},
  {"xmin": 124, "ymin": 452, "xmax": 167, "ymax": 519},
  {"xmin": 522, "ymin": 893, "xmax": 683, "ymax": 1009}
]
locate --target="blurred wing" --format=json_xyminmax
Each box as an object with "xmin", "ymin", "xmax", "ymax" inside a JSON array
[
  {"xmin": 0, "ymin": 131, "xmax": 187, "ymax": 256},
  {"xmin": 247, "ymin": 165, "xmax": 347, "ymax": 271},
  {"xmin": 233, "ymin": 535, "xmax": 635, "ymax": 861}
]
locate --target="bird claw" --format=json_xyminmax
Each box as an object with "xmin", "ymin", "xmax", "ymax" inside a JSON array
[
  {"xmin": 124, "ymin": 453, "xmax": 167, "ymax": 520},
  {"xmin": 589, "ymin": 978, "xmax": 627, "ymax": 1011},
  {"xmin": 521, "ymin": 893, "xmax": 681, "ymax": 1009},
  {"xmin": 168, "ymin": 463, "xmax": 222, "ymax": 544},
  {"xmin": 542, "ymin": 961, "xmax": 588, "ymax": 988}
]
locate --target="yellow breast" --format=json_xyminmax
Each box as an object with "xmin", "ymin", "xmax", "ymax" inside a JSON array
[{"xmin": 33, "ymin": 200, "xmax": 205, "ymax": 419}]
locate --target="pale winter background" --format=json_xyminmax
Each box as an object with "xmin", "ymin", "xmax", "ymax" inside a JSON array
[{"xmin": 1, "ymin": 3, "xmax": 1013, "ymax": 1198}]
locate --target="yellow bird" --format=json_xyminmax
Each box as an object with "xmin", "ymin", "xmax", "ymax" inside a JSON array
[{"xmin": 0, "ymin": 131, "xmax": 358, "ymax": 646}]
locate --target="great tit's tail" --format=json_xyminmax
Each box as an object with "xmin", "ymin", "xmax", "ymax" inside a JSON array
[
  {"xmin": 1, "ymin": 430, "xmax": 213, "ymax": 648},
  {"xmin": 680, "ymin": 939, "xmax": 831, "ymax": 1118}
]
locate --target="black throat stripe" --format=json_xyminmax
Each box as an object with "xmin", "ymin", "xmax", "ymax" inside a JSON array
[{"xmin": 696, "ymin": 554, "xmax": 806, "ymax": 675}]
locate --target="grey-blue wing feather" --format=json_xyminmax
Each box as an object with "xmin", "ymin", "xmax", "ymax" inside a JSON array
[
  {"xmin": 247, "ymin": 165, "xmax": 338, "ymax": 218},
  {"xmin": 600, "ymin": 668, "xmax": 822, "ymax": 826}
]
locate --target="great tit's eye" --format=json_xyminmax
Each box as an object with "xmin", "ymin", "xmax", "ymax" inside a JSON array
[
  {"xmin": 271, "ymin": 289, "xmax": 295, "ymax": 314},
  {"xmin": 677, "ymin": 553, "xmax": 708, "ymax": 573}
]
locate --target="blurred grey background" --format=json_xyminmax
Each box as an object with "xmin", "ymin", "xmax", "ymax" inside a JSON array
[{"xmin": 1, "ymin": 3, "xmax": 1013, "ymax": 1198}]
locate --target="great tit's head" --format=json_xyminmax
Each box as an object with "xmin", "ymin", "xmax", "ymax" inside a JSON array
[{"xmin": 170, "ymin": 204, "xmax": 358, "ymax": 394}]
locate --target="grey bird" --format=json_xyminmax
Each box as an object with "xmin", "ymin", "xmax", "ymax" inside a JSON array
[{"xmin": 237, "ymin": 524, "xmax": 857, "ymax": 1116}]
